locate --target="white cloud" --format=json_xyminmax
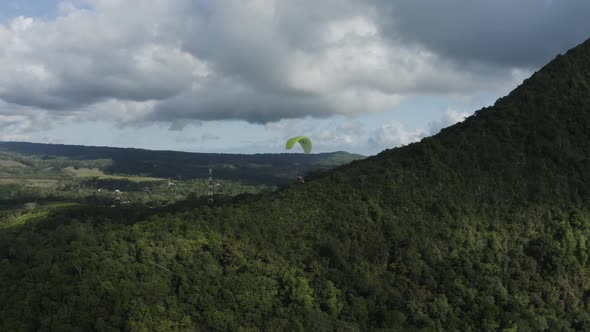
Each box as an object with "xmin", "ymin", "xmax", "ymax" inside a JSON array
[
  {"xmin": 428, "ymin": 108, "xmax": 472, "ymax": 134},
  {"xmin": 0, "ymin": 0, "xmax": 541, "ymax": 130},
  {"xmin": 0, "ymin": 109, "xmax": 52, "ymax": 141},
  {"xmin": 369, "ymin": 122, "xmax": 426, "ymax": 149},
  {"xmin": 368, "ymin": 108, "xmax": 474, "ymax": 151}
]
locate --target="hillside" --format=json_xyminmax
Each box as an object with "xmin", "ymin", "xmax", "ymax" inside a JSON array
[
  {"xmin": 1, "ymin": 38, "xmax": 590, "ymax": 331},
  {"xmin": 0, "ymin": 143, "xmax": 364, "ymax": 211},
  {"xmin": 0, "ymin": 142, "xmax": 365, "ymax": 186}
]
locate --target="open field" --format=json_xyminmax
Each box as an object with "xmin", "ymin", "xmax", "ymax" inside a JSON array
[
  {"xmin": 64, "ymin": 167, "xmax": 164, "ymax": 182},
  {"xmin": 0, "ymin": 159, "xmax": 29, "ymax": 168},
  {"xmin": 42, "ymin": 202, "xmax": 80, "ymax": 209},
  {"xmin": 0, "ymin": 178, "xmax": 58, "ymax": 187}
]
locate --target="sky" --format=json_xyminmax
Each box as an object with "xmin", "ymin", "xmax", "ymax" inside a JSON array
[{"xmin": 0, "ymin": 1, "xmax": 589, "ymax": 155}]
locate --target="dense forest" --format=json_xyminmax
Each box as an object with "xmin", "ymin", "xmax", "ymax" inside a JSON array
[{"xmin": 1, "ymin": 38, "xmax": 590, "ymax": 331}]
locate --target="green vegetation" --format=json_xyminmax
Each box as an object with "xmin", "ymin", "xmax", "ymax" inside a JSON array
[
  {"xmin": 0, "ymin": 178, "xmax": 58, "ymax": 187},
  {"xmin": 64, "ymin": 167, "xmax": 164, "ymax": 182},
  {"xmin": 1, "ymin": 38, "xmax": 590, "ymax": 330},
  {"xmin": 0, "ymin": 147, "xmax": 357, "ymax": 209},
  {"xmin": 0, "ymin": 159, "xmax": 28, "ymax": 168},
  {"xmin": 0, "ymin": 143, "xmax": 364, "ymax": 186}
]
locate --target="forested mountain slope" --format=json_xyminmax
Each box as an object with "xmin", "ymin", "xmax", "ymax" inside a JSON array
[{"xmin": 1, "ymin": 39, "xmax": 590, "ymax": 331}]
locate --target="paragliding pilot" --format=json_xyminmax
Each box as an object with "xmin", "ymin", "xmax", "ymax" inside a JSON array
[{"xmin": 286, "ymin": 136, "xmax": 312, "ymax": 183}]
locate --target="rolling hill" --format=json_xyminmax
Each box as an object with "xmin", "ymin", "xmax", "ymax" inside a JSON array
[
  {"xmin": 0, "ymin": 141, "xmax": 365, "ymax": 186},
  {"xmin": 1, "ymin": 38, "xmax": 590, "ymax": 331}
]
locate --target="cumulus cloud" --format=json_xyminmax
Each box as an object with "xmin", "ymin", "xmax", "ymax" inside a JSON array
[
  {"xmin": 428, "ymin": 108, "xmax": 472, "ymax": 135},
  {"xmin": 0, "ymin": 0, "xmax": 587, "ymax": 139},
  {"xmin": 369, "ymin": 122, "xmax": 426, "ymax": 149},
  {"xmin": 368, "ymin": 108, "xmax": 474, "ymax": 150},
  {"xmin": 0, "ymin": 7, "xmax": 200, "ymax": 110},
  {"xmin": 0, "ymin": 115, "xmax": 33, "ymax": 141},
  {"xmin": 0, "ymin": 100, "xmax": 59, "ymax": 140}
]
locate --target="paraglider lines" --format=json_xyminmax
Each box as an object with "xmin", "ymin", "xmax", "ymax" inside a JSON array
[{"xmin": 208, "ymin": 167, "xmax": 214, "ymax": 204}]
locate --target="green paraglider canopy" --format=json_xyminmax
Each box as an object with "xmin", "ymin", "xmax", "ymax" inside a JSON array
[{"xmin": 286, "ymin": 136, "xmax": 312, "ymax": 154}]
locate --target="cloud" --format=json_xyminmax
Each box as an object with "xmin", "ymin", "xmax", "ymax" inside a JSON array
[
  {"xmin": 0, "ymin": 115, "xmax": 32, "ymax": 141},
  {"xmin": 201, "ymin": 133, "xmax": 220, "ymax": 141},
  {"xmin": 368, "ymin": 108, "xmax": 474, "ymax": 150},
  {"xmin": 376, "ymin": 0, "xmax": 590, "ymax": 68},
  {"xmin": 0, "ymin": 100, "xmax": 59, "ymax": 140},
  {"xmin": 369, "ymin": 122, "xmax": 426, "ymax": 149},
  {"xmin": 0, "ymin": 10, "xmax": 200, "ymax": 110},
  {"xmin": 175, "ymin": 133, "xmax": 220, "ymax": 144},
  {"xmin": 0, "ymin": 0, "xmax": 587, "ymax": 137},
  {"xmin": 428, "ymin": 108, "xmax": 472, "ymax": 135}
]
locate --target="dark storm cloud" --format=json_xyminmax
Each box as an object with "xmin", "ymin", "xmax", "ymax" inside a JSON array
[
  {"xmin": 149, "ymin": 80, "xmax": 335, "ymax": 124},
  {"xmin": 377, "ymin": 0, "xmax": 590, "ymax": 68}
]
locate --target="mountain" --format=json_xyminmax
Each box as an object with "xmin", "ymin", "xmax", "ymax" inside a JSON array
[
  {"xmin": 1, "ymin": 39, "xmax": 590, "ymax": 331},
  {"xmin": 0, "ymin": 141, "xmax": 365, "ymax": 185}
]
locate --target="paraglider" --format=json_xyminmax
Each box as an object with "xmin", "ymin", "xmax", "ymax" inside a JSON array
[
  {"xmin": 285, "ymin": 136, "xmax": 312, "ymax": 183},
  {"xmin": 285, "ymin": 136, "xmax": 312, "ymax": 154}
]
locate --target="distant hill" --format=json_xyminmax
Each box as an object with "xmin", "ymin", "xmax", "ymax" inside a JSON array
[
  {"xmin": 0, "ymin": 141, "xmax": 365, "ymax": 185},
  {"xmin": 2, "ymin": 38, "xmax": 590, "ymax": 331}
]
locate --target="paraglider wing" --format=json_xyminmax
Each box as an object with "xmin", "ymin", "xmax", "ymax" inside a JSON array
[{"xmin": 285, "ymin": 136, "xmax": 312, "ymax": 154}]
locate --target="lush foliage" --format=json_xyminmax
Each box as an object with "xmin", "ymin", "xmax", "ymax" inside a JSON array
[{"xmin": 1, "ymin": 39, "xmax": 590, "ymax": 330}]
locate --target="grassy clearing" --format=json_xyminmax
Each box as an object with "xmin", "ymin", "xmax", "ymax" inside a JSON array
[
  {"xmin": 0, "ymin": 178, "xmax": 58, "ymax": 187},
  {"xmin": 64, "ymin": 167, "xmax": 164, "ymax": 182},
  {"xmin": 43, "ymin": 202, "xmax": 80, "ymax": 209},
  {"xmin": 0, "ymin": 201, "xmax": 80, "ymax": 229},
  {"xmin": 0, "ymin": 159, "xmax": 29, "ymax": 168},
  {"xmin": 0, "ymin": 210, "xmax": 49, "ymax": 229}
]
